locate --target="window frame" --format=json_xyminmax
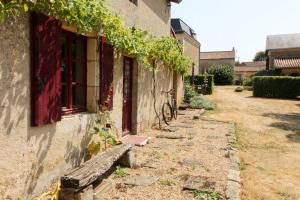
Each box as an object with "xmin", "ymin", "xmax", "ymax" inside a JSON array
[{"xmin": 61, "ymin": 30, "xmax": 87, "ymax": 115}]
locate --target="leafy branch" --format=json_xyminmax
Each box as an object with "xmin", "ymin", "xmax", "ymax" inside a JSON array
[{"xmin": 0, "ymin": 0, "xmax": 192, "ymax": 74}]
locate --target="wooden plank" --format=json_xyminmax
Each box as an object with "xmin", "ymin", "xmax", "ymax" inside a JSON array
[{"xmin": 61, "ymin": 144, "xmax": 132, "ymax": 190}]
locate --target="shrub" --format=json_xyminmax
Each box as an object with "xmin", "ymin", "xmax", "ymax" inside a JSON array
[
  {"xmin": 185, "ymin": 74, "xmax": 214, "ymax": 94},
  {"xmin": 243, "ymin": 78, "xmax": 253, "ymax": 86},
  {"xmin": 208, "ymin": 64, "xmax": 234, "ymax": 85},
  {"xmin": 253, "ymin": 76, "xmax": 300, "ymax": 99},
  {"xmin": 235, "ymin": 86, "xmax": 244, "ymax": 92},
  {"xmin": 190, "ymin": 95, "xmax": 216, "ymax": 110},
  {"xmin": 184, "ymin": 82, "xmax": 198, "ymax": 102}
]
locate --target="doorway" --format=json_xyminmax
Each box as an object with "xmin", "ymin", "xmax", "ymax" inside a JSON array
[{"xmin": 122, "ymin": 57, "xmax": 133, "ymax": 135}]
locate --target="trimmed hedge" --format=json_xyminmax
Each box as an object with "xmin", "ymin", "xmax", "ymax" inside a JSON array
[
  {"xmin": 185, "ymin": 75, "xmax": 214, "ymax": 94},
  {"xmin": 253, "ymin": 76, "xmax": 300, "ymax": 99}
]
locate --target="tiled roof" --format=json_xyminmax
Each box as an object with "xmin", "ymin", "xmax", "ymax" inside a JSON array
[
  {"xmin": 274, "ymin": 58, "xmax": 300, "ymax": 69},
  {"xmin": 266, "ymin": 33, "xmax": 300, "ymax": 50},
  {"xmin": 170, "ymin": 0, "xmax": 182, "ymax": 3},
  {"xmin": 235, "ymin": 61, "xmax": 266, "ymax": 72},
  {"xmin": 200, "ymin": 50, "xmax": 235, "ymax": 60},
  {"xmin": 171, "ymin": 18, "xmax": 197, "ymax": 39}
]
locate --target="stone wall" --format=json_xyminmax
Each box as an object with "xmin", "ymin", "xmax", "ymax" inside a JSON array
[
  {"xmin": 107, "ymin": 0, "xmax": 171, "ymax": 37},
  {"xmin": 176, "ymin": 33, "xmax": 200, "ymax": 75},
  {"xmin": 0, "ymin": 1, "xmax": 181, "ymax": 198}
]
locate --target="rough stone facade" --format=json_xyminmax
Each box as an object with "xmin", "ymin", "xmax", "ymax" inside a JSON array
[
  {"xmin": 175, "ymin": 32, "xmax": 200, "ymax": 75},
  {"xmin": 0, "ymin": 1, "xmax": 184, "ymax": 199}
]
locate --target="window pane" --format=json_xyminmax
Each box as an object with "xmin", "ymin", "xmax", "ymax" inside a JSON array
[
  {"xmin": 72, "ymin": 62, "xmax": 85, "ymax": 84},
  {"xmin": 72, "ymin": 86, "xmax": 85, "ymax": 106},
  {"xmin": 72, "ymin": 36, "xmax": 85, "ymax": 61},
  {"xmin": 61, "ymin": 34, "xmax": 67, "ymax": 83}
]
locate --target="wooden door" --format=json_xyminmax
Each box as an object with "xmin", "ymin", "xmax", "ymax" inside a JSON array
[{"xmin": 122, "ymin": 57, "xmax": 133, "ymax": 135}]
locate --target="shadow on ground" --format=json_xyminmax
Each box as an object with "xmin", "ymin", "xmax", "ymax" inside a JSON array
[{"xmin": 262, "ymin": 113, "xmax": 300, "ymax": 142}]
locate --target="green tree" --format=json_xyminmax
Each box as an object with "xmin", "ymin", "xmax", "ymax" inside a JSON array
[
  {"xmin": 208, "ymin": 64, "xmax": 234, "ymax": 85},
  {"xmin": 253, "ymin": 51, "xmax": 267, "ymax": 61}
]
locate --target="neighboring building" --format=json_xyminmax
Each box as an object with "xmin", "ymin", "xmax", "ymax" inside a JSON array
[
  {"xmin": 235, "ymin": 61, "xmax": 266, "ymax": 81},
  {"xmin": 0, "ymin": 0, "xmax": 184, "ymax": 198},
  {"xmin": 171, "ymin": 18, "xmax": 201, "ymax": 76},
  {"xmin": 266, "ymin": 33, "xmax": 300, "ymax": 76},
  {"xmin": 199, "ymin": 48, "xmax": 236, "ymax": 73}
]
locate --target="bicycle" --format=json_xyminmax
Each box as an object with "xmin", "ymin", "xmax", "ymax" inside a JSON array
[{"xmin": 161, "ymin": 89, "xmax": 177, "ymax": 125}]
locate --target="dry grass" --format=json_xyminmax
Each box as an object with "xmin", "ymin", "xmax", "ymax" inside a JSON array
[{"xmin": 207, "ymin": 86, "xmax": 300, "ymax": 200}]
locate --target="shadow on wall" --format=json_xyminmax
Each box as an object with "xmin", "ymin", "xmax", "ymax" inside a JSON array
[{"xmin": 262, "ymin": 112, "xmax": 300, "ymax": 142}]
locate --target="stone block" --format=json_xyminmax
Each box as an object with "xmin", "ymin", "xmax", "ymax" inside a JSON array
[{"xmin": 117, "ymin": 150, "xmax": 136, "ymax": 168}]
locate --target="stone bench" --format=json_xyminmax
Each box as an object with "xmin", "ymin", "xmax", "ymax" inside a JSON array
[{"xmin": 60, "ymin": 143, "xmax": 135, "ymax": 199}]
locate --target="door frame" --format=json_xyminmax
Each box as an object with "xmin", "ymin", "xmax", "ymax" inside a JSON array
[{"xmin": 122, "ymin": 56, "xmax": 134, "ymax": 135}]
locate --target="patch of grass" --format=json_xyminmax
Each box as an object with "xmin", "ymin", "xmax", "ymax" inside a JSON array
[
  {"xmin": 239, "ymin": 163, "xmax": 248, "ymax": 171},
  {"xmin": 151, "ymin": 150, "xmax": 161, "ymax": 159},
  {"xmin": 192, "ymin": 190, "xmax": 222, "ymax": 200},
  {"xmin": 159, "ymin": 179, "xmax": 176, "ymax": 186},
  {"xmin": 277, "ymin": 191, "xmax": 299, "ymax": 200},
  {"xmin": 115, "ymin": 165, "xmax": 129, "ymax": 177}
]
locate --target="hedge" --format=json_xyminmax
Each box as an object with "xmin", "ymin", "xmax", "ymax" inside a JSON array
[
  {"xmin": 185, "ymin": 75, "xmax": 214, "ymax": 94},
  {"xmin": 253, "ymin": 76, "xmax": 300, "ymax": 99}
]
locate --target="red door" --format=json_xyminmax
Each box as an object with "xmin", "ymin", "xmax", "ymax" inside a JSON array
[{"xmin": 122, "ymin": 57, "xmax": 133, "ymax": 135}]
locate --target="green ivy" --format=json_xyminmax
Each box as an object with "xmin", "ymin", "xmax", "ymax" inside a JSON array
[{"xmin": 0, "ymin": 0, "xmax": 192, "ymax": 74}]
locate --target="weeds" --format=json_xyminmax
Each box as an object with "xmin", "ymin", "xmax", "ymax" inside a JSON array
[
  {"xmin": 192, "ymin": 190, "xmax": 222, "ymax": 200},
  {"xmin": 159, "ymin": 179, "xmax": 176, "ymax": 186},
  {"xmin": 190, "ymin": 95, "xmax": 216, "ymax": 110},
  {"xmin": 115, "ymin": 166, "xmax": 129, "ymax": 177},
  {"xmin": 277, "ymin": 191, "xmax": 298, "ymax": 200}
]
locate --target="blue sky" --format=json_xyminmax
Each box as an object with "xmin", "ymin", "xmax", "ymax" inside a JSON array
[{"xmin": 172, "ymin": 0, "xmax": 300, "ymax": 61}]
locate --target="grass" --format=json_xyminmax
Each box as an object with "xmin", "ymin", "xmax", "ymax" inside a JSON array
[
  {"xmin": 192, "ymin": 190, "xmax": 222, "ymax": 200},
  {"xmin": 115, "ymin": 165, "xmax": 129, "ymax": 177},
  {"xmin": 159, "ymin": 179, "xmax": 176, "ymax": 186},
  {"xmin": 277, "ymin": 191, "xmax": 299, "ymax": 200}
]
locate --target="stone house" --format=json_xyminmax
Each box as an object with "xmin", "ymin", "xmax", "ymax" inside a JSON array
[
  {"xmin": 0, "ymin": 0, "xmax": 184, "ymax": 198},
  {"xmin": 234, "ymin": 61, "xmax": 266, "ymax": 81},
  {"xmin": 266, "ymin": 33, "xmax": 300, "ymax": 76},
  {"xmin": 199, "ymin": 48, "xmax": 236, "ymax": 73},
  {"xmin": 171, "ymin": 18, "xmax": 201, "ymax": 76}
]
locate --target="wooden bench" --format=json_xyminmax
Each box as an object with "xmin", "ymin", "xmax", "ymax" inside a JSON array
[{"xmin": 60, "ymin": 144, "xmax": 134, "ymax": 199}]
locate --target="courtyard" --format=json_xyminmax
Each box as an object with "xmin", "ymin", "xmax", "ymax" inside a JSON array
[{"xmin": 207, "ymin": 86, "xmax": 300, "ymax": 200}]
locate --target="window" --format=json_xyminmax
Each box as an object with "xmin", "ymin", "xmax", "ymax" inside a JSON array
[
  {"xmin": 129, "ymin": 0, "xmax": 138, "ymax": 6},
  {"xmin": 61, "ymin": 31, "xmax": 87, "ymax": 114}
]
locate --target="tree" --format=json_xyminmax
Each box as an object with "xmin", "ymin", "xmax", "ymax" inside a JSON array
[
  {"xmin": 208, "ymin": 64, "xmax": 234, "ymax": 85},
  {"xmin": 253, "ymin": 51, "xmax": 267, "ymax": 61}
]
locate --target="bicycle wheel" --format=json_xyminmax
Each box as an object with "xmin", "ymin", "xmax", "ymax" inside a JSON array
[{"xmin": 162, "ymin": 103, "xmax": 173, "ymax": 125}]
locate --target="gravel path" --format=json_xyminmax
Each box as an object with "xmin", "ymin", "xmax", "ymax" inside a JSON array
[{"xmin": 98, "ymin": 109, "xmax": 233, "ymax": 200}]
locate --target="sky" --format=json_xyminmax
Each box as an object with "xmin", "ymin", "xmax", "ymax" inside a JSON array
[{"xmin": 172, "ymin": 0, "xmax": 300, "ymax": 62}]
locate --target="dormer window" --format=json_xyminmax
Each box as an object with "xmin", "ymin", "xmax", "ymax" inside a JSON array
[{"xmin": 129, "ymin": 0, "xmax": 138, "ymax": 6}]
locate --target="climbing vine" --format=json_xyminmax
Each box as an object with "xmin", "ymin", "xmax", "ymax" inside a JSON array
[{"xmin": 0, "ymin": 0, "xmax": 192, "ymax": 74}]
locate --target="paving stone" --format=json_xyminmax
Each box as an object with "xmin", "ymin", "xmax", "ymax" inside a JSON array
[
  {"xmin": 124, "ymin": 175, "xmax": 158, "ymax": 187},
  {"xmin": 228, "ymin": 169, "xmax": 240, "ymax": 183},
  {"xmin": 226, "ymin": 181, "xmax": 240, "ymax": 200},
  {"xmin": 156, "ymin": 134, "xmax": 186, "ymax": 139},
  {"xmin": 183, "ymin": 176, "xmax": 216, "ymax": 191},
  {"xmin": 180, "ymin": 158, "xmax": 203, "ymax": 167}
]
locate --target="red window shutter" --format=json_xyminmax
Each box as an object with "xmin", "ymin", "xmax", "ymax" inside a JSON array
[
  {"xmin": 99, "ymin": 38, "xmax": 114, "ymax": 111},
  {"xmin": 31, "ymin": 13, "xmax": 62, "ymax": 126}
]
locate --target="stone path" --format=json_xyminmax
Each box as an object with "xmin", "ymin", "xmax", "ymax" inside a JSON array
[{"xmin": 96, "ymin": 109, "xmax": 238, "ymax": 200}]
